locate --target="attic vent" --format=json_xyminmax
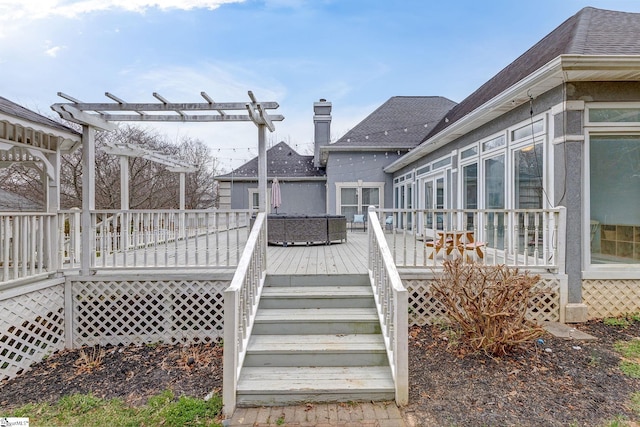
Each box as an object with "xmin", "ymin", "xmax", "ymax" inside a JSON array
[{"xmin": 288, "ymin": 152, "xmax": 292, "ymax": 156}]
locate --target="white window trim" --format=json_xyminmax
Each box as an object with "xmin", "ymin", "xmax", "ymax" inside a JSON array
[
  {"xmin": 248, "ymin": 187, "xmax": 271, "ymax": 212},
  {"xmin": 582, "ymin": 126, "xmax": 640, "ymax": 277},
  {"xmin": 335, "ymin": 181, "xmax": 385, "ymax": 215},
  {"xmin": 585, "ymin": 102, "xmax": 640, "ymax": 127}
]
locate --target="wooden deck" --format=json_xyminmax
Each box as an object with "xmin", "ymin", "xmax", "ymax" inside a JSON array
[{"xmin": 267, "ymin": 230, "xmax": 369, "ymax": 275}]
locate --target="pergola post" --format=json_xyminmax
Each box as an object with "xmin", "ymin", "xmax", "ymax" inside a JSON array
[
  {"xmin": 46, "ymin": 150, "xmax": 61, "ymax": 270},
  {"xmin": 120, "ymin": 155, "xmax": 130, "ymax": 250},
  {"xmin": 81, "ymin": 125, "xmax": 96, "ymax": 275},
  {"xmin": 179, "ymin": 172, "xmax": 186, "ymax": 238},
  {"xmin": 258, "ymin": 124, "xmax": 267, "ymax": 213}
]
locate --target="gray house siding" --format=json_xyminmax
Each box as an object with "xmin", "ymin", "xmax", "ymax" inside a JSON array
[
  {"xmin": 276, "ymin": 181, "xmax": 326, "ymax": 214},
  {"xmin": 225, "ymin": 180, "xmax": 326, "ymax": 214},
  {"xmin": 326, "ymin": 151, "xmax": 401, "ymax": 215}
]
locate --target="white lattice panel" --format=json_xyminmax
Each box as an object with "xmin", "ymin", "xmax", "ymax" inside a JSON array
[
  {"xmin": 405, "ymin": 276, "xmax": 561, "ymax": 326},
  {"xmin": 72, "ymin": 279, "xmax": 228, "ymax": 347},
  {"xmin": 583, "ymin": 279, "xmax": 640, "ymax": 319},
  {"xmin": 0, "ymin": 284, "xmax": 65, "ymax": 381},
  {"xmin": 527, "ymin": 278, "xmax": 562, "ymax": 323}
]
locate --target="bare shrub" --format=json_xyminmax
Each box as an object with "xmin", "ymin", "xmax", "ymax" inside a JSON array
[
  {"xmin": 431, "ymin": 259, "xmax": 545, "ymax": 356},
  {"xmin": 74, "ymin": 345, "xmax": 105, "ymax": 374}
]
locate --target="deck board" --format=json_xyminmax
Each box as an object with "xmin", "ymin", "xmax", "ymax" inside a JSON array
[{"xmin": 267, "ymin": 231, "xmax": 369, "ymax": 275}]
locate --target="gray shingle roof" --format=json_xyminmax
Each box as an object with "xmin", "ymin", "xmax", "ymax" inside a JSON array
[
  {"xmin": 427, "ymin": 7, "xmax": 640, "ymax": 139},
  {"xmin": 217, "ymin": 141, "xmax": 325, "ymax": 179},
  {"xmin": 0, "ymin": 96, "xmax": 80, "ymax": 135},
  {"xmin": 332, "ymin": 96, "xmax": 456, "ymax": 148}
]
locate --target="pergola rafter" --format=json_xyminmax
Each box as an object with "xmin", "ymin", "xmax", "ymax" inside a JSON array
[
  {"xmin": 51, "ymin": 90, "xmax": 283, "ymax": 275},
  {"xmin": 51, "ymin": 90, "xmax": 284, "ymax": 130}
]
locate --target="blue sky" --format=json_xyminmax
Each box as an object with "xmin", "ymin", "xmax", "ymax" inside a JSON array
[{"xmin": 2, "ymin": 0, "xmax": 640, "ymax": 172}]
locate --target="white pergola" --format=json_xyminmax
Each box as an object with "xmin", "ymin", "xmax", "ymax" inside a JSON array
[
  {"xmin": 101, "ymin": 141, "xmax": 198, "ymax": 211},
  {"xmin": 51, "ymin": 90, "xmax": 284, "ymax": 274}
]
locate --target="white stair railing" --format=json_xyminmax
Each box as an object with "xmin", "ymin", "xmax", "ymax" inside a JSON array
[
  {"xmin": 367, "ymin": 206, "xmax": 408, "ymax": 406},
  {"xmin": 223, "ymin": 212, "xmax": 267, "ymax": 416}
]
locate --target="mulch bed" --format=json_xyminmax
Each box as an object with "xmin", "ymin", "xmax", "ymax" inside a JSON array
[
  {"xmin": 1, "ymin": 321, "xmax": 639, "ymax": 426},
  {"xmin": 405, "ymin": 321, "xmax": 640, "ymax": 427}
]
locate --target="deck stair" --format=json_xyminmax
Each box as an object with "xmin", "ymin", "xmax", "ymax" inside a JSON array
[{"xmin": 236, "ymin": 274, "xmax": 395, "ymax": 406}]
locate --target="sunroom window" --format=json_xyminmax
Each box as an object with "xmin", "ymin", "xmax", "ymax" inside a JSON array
[{"xmin": 590, "ymin": 135, "xmax": 640, "ymax": 264}]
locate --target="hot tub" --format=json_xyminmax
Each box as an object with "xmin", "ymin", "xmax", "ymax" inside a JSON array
[{"xmin": 252, "ymin": 214, "xmax": 347, "ymax": 245}]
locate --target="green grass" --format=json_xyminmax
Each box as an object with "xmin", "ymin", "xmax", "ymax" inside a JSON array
[
  {"xmin": 614, "ymin": 339, "xmax": 640, "ymax": 359},
  {"xmin": 604, "ymin": 317, "xmax": 631, "ymax": 328},
  {"xmin": 619, "ymin": 361, "xmax": 640, "ymax": 379},
  {"xmin": 631, "ymin": 392, "xmax": 640, "ymax": 416},
  {"xmin": 2, "ymin": 390, "xmax": 223, "ymax": 427},
  {"xmin": 614, "ymin": 338, "xmax": 640, "ymax": 379}
]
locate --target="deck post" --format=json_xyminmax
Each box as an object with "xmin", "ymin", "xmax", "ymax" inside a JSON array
[
  {"xmin": 258, "ymin": 123, "xmax": 267, "ymax": 213},
  {"xmin": 81, "ymin": 125, "xmax": 96, "ymax": 275},
  {"xmin": 46, "ymin": 151, "xmax": 61, "ymax": 271}
]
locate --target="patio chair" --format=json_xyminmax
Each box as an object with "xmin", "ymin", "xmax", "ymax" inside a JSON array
[
  {"xmin": 351, "ymin": 214, "xmax": 366, "ymax": 231},
  {"xmin": 385, "ymin": 215, "xmax": 393, "ymax": 231}
]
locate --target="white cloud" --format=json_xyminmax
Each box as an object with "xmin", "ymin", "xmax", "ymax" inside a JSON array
[
  {"xmin": 44, "ymin": 45, "xmax": 65, "ymax": 57},
  {"xmin": 43, "ymin": 39, "xmax": 66, "ymax": 57},
  {"xmin": 0, "ymin": 0, "xmax": 244, "ymax": 36}
]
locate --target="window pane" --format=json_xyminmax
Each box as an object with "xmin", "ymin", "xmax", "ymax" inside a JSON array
[
  {"xmin": 433, "ymin": 157, "xmax": 451, "ymax": 170},
  {"xmin": 461, "ymin": 146, "xmax": 478, "ymax": 159},
  {"xmin": 485, "ymin": 155, "xmax": 505, "ymax": 248},
  {"xmin": 362, "ymin": 188, "xmax": 379, "ymax": 207},
  {"xmin": 514, "ymin": 143, "xmax": 544, "ymax": 209},
  {"xmin": 512, "ymin": 120, "xmax": 543, "ymax": 140},
  {"xmin": 463, "ymin": 163, "xmax": 478, "ymax": 209},
  {"xmin": 590, "ymin": 135, "xmax": 640, "ymax": 264},
  {"xmin": 341, "ymin": 188, "xmax": 358, "ymax": 220},
  {"xmin": 589, "ymin": 108, "xmax": 640, "ymax": 123},
  {"xmin": 341, "ymin": 188, "xmax": 357, "ymax": 204},
  {"xmin": 482, "ymin": 135, "xmax": 505, "ymax": 151},
  {"xmin": 463, "ymin": 163, "xmax": 478, "ymax": 229},
  {"xmin": 485, "ymin": 155, "xmax": 505, "ymax": 209}
]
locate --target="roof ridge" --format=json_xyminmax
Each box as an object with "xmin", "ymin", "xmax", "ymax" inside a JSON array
[{"xmin": 566, "ymin": 6, "xmax": 593, "ymax": 54}]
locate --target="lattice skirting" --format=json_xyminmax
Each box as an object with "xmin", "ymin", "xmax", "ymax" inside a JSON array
[
  {"xmin": 0, "ymin": 281, "xmax": 65, "ymax": 381},
  {"xmin": 583, "ymin": 279, "xmax": 640, "ymax": 319},
  {"xmin": 71, "ymin": 278, "xmax": 230, "ymax": 347},
  {"xmin": 404, "ymin": 275, "xmax": 563, "ymax": 326}
]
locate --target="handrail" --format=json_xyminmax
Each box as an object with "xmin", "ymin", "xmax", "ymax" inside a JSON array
[
  {"xmin": 222, "ymin": 212, "xmax": 267, "ymax": 416},
  {"xmin": 376, "ymin": 207, "xmax": 566, "ymax": 272},
  {"xmin": 0, "ymin": 212, "xmax": 57, "ymax": 284},
  {"xmin": 58, "ymin": 209, "xmax": 254, "ymax": 270},
  {"xmin": 367, "ymin": 206, "xmax": 408, "ymax": 406}
]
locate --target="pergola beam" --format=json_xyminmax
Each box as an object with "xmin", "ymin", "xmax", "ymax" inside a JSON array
[
  {"xmin": 102, "ymin": 142, "xmax": 198, "ymax": 171},
  {"xmin": 51, "ymin": 104, "xmax": 117, "ymax": 131},
  {"xmin": 52, "ymin": 101, "xmax": 280, "ymax": 112},
  {"xmin": 88, "ymin": 114, "xmax": 284, "ymax": 122}
]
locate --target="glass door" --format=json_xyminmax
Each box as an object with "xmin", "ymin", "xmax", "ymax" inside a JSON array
[{"xmin": 421, "ymin": 174, "xmax": 445, "ymax": 233}]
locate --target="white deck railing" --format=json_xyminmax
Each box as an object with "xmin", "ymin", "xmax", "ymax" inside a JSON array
[
  {"xmin": 0, "ymin": 213, "xmax": 57, "ymax": 284},
  {"xmin": 377, "ymin": 207, "xmax": 566, "ymax": 272},
  {"xmin": 223, "ymin": 212, "xmax": 267, "ymax": 416},
  {"xmin": 367, "ymin": 206, "xmax": 408, "ymax": 406},
  {"xmin": 58, "ymin": 209, "xmax": 253, "ymax": 270}
]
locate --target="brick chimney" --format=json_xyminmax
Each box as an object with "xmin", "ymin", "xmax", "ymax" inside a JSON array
[{"xmin": 313, "ymin": 98, "xmax": 331, "ymax": 167}]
